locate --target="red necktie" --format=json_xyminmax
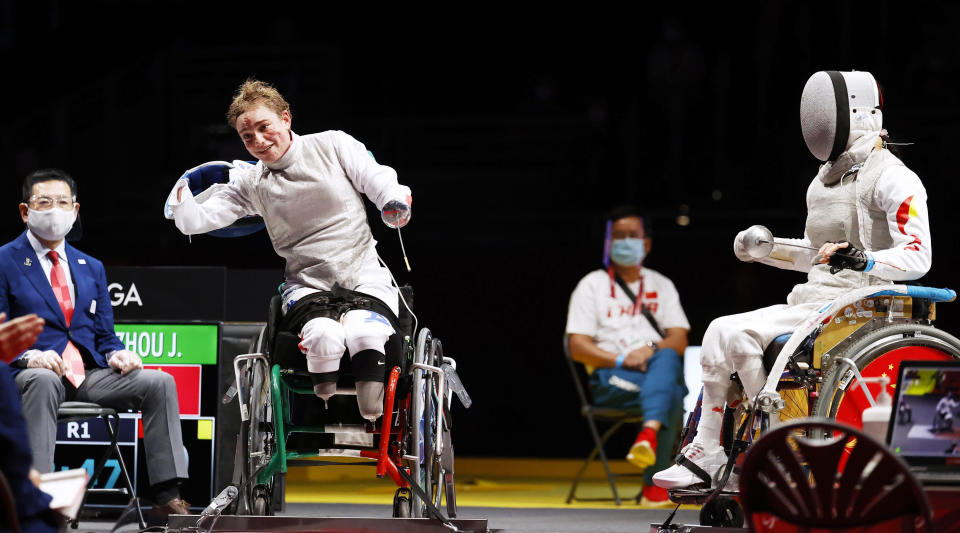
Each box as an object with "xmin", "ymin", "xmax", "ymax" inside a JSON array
[{"xmin": 48, "ymin": 251, "xmax": 84, "ymax": 387}]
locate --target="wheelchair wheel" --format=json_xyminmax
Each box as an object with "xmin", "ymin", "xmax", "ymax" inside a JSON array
[
  {"xmin": 440, "ymin": 405, "xmax": 457, "ymax": 518},
  {"xmin": 392, "ymin": 488, "xmax": 412, "ymax": 518},
  {"xmin": 410, "ymin": 328, "xmax": 441, "ymax": 517},
  {"xmin": 409, "ymin": 328, "xmax": 430, "ymax": 517},
  {"xmin": 239, "ymin": 338, "xmax": 275, "ymax": 515},
  {"xmin": 699, "ymin": 497, "xmax": 744, "ymax": 528},
  {"xmin": 813, "ymin": 324, "xmax": 960, "ymax": 426},
  {"xmin": 252, "ymin": 486, "xmax": 271, "ymax": 516},
  {"xmin": 409, "ymin": 328, "xmax": 453, "ymax": 519}
]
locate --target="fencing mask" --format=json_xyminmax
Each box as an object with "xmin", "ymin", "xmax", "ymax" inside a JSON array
[{"xmin": 800, "ymin": 70, "xmax": 883, "ymax": 162}]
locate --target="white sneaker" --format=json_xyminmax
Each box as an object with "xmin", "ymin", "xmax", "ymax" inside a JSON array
[{"xmin": 652, "ymin": 442, "xmax": 728, "ymax": 489}]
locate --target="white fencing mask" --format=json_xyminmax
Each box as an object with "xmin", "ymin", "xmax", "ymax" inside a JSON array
[{"xmin": 800, "ymin": 70, "xmax": 883, "ymax": 162}]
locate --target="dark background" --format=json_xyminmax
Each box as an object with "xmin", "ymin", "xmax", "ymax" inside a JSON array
[{"xmin": 3, "ymin": 1, "xmax": 960, "ymax": 457}]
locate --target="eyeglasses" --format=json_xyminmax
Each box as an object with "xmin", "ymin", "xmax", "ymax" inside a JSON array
[{"xmin": 29, "ymin": 195, "xmax": 76, "ymax": 211}]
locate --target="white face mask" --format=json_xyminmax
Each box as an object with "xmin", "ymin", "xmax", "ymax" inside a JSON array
[{"xmin": 27, "ymin": 208, "xmax": 77, "ymax": 242}]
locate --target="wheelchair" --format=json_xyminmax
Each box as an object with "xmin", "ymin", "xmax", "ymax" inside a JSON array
[
  {"xmin": 668, "ymin": 284, "xmax": 960, "ymax": 528},
  {"xmin": 227, "ymin": 285, "xmax": 470, "ymax": 521}
]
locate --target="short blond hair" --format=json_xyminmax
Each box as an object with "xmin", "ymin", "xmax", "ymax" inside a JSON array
[{"xmin": 226, "ymin": 79, "xmax": 292, "ymax": 128}]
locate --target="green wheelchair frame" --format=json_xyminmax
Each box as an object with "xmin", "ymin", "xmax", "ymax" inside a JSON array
[{"xmin": 230, "ymin": 295, "xmax": 465, "ymax": 520}]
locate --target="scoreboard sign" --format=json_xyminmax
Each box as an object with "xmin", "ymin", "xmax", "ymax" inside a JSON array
[
  {"xmin": 54, "ymin": 322, "xmax": 221, "ymax": 512},
  {"xmin": 114, "ymin": 324, "xmax": 218, "ymax": 365}
]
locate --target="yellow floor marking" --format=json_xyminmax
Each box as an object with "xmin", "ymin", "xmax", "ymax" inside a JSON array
[{"xmin": 285, "ymin": 458, "xmax": 701, "ymax": 510}]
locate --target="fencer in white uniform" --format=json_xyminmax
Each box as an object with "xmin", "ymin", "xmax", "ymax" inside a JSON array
[
  {"xmin": 166, "ymin": 80, "xmax": 411, "ymax": 421},
  {"xmin": 653, "ymin": 70, "xmax": 932, "ymax": 489}
]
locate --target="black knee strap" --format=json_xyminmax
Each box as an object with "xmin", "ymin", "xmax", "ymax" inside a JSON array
[
  {"xmin": 310, "ymin": 371, "xmax": 339, "ymax": 385},
  {"xmin": 675, "ymin": 454, "xmax": 712, "ymax": 488},
  {"xmin": 351, "ymin": 349, "xmax": 386, "ymax": 382}
]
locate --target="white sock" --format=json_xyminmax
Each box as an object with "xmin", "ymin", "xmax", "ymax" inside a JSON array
[{"xmin": 692, "ymin": 368, "xmax": 730, "ymax": 451}]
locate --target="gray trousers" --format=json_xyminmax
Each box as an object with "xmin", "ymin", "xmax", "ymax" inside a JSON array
[{"xmin": 15, "ymin": 367, "xmax": 188, "ymax": 486}]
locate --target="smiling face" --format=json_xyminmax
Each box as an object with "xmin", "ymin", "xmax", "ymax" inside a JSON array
[{"xmin": 236, "ymin": 104, "xmax": 292, "ymax": 163}]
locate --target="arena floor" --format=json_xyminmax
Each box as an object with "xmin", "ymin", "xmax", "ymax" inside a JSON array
[{"xmin": 76, "ymin": 458, "xmax": 705, "ymax": 532}]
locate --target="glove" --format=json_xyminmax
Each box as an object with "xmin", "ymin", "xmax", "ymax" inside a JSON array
[
  {"xmin": 733, "ymin": 230, "xmax": 756, "ymax": 262},
  {"xmin": 827, "ymin": 240, "xmax": 868, "ymax": 274},
  {"xmin": 381, "ymin": 198, "xmax": 412, "ymax": 229},
  {"xmin": 26, "ymin": 350, "xmax": 67, "ymax": 377}
]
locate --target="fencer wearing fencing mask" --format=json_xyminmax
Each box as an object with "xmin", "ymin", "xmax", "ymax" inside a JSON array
[
  {"xmin": 800, "ymin": 70, "xmax": 884, "ymax": 183},
  {"xmin": 652, "ymin": 69, "xmax": 934, "ymax": 491}
]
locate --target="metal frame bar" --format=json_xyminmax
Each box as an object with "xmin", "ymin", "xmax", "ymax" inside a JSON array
[
  {"xmin": 565, "ymin": 416, "xmax": 644, "ymax": 505},
  {"xmin": 67, "ymin": 411, "xmax": 145, "ymax": 530}
]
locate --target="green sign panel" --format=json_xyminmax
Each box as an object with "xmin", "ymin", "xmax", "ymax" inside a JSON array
[{"xmin": 113, "ymin": 324, "xmax": 218, "ymax": 365}]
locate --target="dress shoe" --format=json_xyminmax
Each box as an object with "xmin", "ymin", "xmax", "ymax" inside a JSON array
[{"xmin": 155, "ymin": 498, "xmax": 191, "ymax": 516}]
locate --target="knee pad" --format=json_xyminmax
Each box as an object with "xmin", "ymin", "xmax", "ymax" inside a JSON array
[
  {"xmin": 299, "ymin": 317, "xmax": 346, "ymax": 374},
  {"xmin": 342, "ymin": 310, "xmax": 395, "ymax": 355}
]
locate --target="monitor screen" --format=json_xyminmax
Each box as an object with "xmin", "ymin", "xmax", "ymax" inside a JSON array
[{"xmin": 886, "ymin": 360, "xmax": 960, "ymax": 466}]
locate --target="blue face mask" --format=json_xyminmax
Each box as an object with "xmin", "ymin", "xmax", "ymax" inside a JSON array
[{"xmin": 610, "ymin": 238, "xmax": 645, "ymax": 267}]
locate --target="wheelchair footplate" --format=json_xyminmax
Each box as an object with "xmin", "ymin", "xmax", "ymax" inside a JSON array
[{"xmin": 667, "ymin": 486, "xmax": 738, "ymax": 506}]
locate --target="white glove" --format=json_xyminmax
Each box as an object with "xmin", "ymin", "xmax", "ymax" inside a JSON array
[
  {"xmin": 26, "ymin": 350, "xmax": 67, "ymax": 377},
  {"xmin": 107, "ymin": 350, "xmax": 143, "ymax": 375},
  {"xmin": 734, "ymin": 230, "xmax": 756, "ymax": 263}
]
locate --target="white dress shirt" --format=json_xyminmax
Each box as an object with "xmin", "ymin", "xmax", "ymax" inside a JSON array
[{"xmin": 26, "ymin": 230, "xmax": 76, "ymax": 304}]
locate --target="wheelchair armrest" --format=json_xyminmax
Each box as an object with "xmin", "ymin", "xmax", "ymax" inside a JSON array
[{"xmin": 869, "ymin": 286, "xmax": 956, "ymax": 303}]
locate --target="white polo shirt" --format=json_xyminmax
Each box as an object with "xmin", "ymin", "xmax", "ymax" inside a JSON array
[{"xmin": 566, "ymin": 267, "xmax": 690, "ymax": 357}]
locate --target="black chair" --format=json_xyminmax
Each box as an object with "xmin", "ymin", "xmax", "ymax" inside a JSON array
[
  {"xmin": 563, "ymin": 335, "xmax": 644, "ymax": 505},
  {"xmin": 56, "ymin": 402, "xmax": 145, "ymax": 530},
  {"xmin": 739, "ymin": 417, "xmax": 934, "ymax": 533}
]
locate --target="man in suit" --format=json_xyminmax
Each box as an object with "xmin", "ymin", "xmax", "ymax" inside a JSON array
[{"xmin": 1, "ymin": 168, "xmax": 190, "ymax": 516}]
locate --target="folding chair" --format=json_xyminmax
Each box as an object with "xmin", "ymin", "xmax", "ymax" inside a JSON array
[
  {"xmin": 56, "ymin": 402, "xmax": 145, "ymax": 530},
  {"xmin": 563, "ymin": 336, "xmax": 644, "ymax": 505}
]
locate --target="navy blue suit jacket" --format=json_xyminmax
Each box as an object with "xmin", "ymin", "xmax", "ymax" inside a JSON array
[
  {"xmin": 0, "ymin": 231, "xmax": 124, "ymax": 369},
  {"xmin": 0, "ymin": 362, "xmax": 55, "ymax": 531}
]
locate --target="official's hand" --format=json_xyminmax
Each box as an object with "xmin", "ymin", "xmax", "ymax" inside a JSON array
[
  {"xmin": 108, "ymin": 350, "xmax": 143, "ymax": 375},
  {"xmin": 27, "ymin": 350, "xmax": 68, "ymax": 377},
  {"xmin": 0, "ymin": 313, "xmax": 45, "ymax": 363},
  {"xmin": 623, "ymin": 346, "xmax": 655, "ymax": 372},
  {"xmin": 29, "ymin": 469, "xmax": 42, "ymax": 488}
]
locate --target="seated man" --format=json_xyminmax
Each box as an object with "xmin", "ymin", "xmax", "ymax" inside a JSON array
[
  {"xmin": 2, "ymin": 169, "xmax": 190, "ymax": 515},
  {"xmin": 653, "ymin": 70, "xmax": 931, "ymax": 489},
  {"xmin": 166, "ymin": 79, "xmax": 412, "ymax": 420},
  {"xmin": 565, "ymin": 206, "xmax": 689, "ymax": 507},
  {"xmin": 0, "ymin": 312, "xmax": 60, "ymax": 533}
]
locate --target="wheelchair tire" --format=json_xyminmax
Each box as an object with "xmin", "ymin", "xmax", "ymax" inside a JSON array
[
  {"xmin": 409, "ymin": 327, "xmax": 432, "ymax": 518},
  {"xmin": 423, "ymin": 339, "xmax": 439, "ymax": 513},
  {"xmin": 699, "ymin": 497, "xmax": 744, "ymax": 528},
  {"xmin": 241, "ymin": 353, "xmax": 275, "ymax": 515},
  {"xmin": 392, "ymin": 488, "xmax": 412, "ymax": 518},
  {"xmin": 441, "ymin": 407, "xmax": 457, "ymax": 518},
  {"xmin": 813, "ymin": 324, "xmax": 960, "ymax": 426},
  {"xmin": 250, "ymin": 485, "xmax": 273, "ymax": 516}
]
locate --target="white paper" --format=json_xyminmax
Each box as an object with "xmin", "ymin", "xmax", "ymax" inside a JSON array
[{"xmin": 38, "ymin": 469, "xmax": 88, "ymax": 519}]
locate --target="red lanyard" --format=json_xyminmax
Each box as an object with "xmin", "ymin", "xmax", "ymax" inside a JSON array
[{"xmin": 608, "ymin": 266, "xmax": 644, "ymax": 316}]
